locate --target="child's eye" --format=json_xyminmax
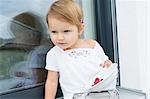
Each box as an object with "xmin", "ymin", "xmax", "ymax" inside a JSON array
[
  {"xmin": 64, "ymin": 30, "xmax": 71, "ymax": 32},
  {"xmin": 51, "ymin": 31, "xmax": 57, "ymax": 33}
]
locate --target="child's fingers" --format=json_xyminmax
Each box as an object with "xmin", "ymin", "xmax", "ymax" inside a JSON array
[
  {"xmin": 100, "ymin": 60, "xmax": 112, "ymax": 68},
  {"xmin": 103, "ymin": 60, "xmax": 112, "ymax": 68}
]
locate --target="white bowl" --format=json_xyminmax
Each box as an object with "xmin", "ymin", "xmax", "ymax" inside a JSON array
[{"xmin": 85, "ymin": 63, "xmax": 118, "ymax": 92}]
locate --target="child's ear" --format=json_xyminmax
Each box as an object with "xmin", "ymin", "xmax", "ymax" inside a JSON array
[
  {"xmin": 81, "ymin": 24, "xmax": 84, "ymax": 30},
  {"xmin": 81, "ymin": 24, "xmax": 84, "ymax": 31},
  {"xmin": 79, "ymin": 24, "xmax": 84, "ymax": 34}
]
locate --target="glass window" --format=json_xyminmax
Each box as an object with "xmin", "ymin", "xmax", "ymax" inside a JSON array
[
  {"xmin": 0, "ymin": 0, "xmax": 53, "ymax": 93},
  {"xmin": 80, "ymin": 0, "xmax": 96, "ymax": 39}
]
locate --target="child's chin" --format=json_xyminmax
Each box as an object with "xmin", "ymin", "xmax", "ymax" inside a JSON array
[{"xmin": 58, "ymin": 46, "xmax": 67, "ymax": 50}]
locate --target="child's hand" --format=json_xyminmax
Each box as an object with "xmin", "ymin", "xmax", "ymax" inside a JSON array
[{"xmin": 100, "ymin": 60, "xmax": 112, "ymax": 68}]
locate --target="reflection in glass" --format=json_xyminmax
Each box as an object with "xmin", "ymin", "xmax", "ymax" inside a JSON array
[{"xmin": 0, "ymin": 12, "xmax": 53, "ymax": 93}]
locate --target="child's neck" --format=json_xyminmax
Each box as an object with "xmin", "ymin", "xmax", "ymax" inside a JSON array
[{"xmin": 64, "ymin": 39, "xmax": 84, "ymax": 51}]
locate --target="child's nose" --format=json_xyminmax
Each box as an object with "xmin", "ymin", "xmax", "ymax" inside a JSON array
[{"xmin": 57, "ymin": 33, "xmax": 64, "ymax": 40}]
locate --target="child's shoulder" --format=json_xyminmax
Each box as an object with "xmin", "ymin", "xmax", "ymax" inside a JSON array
[
  {"xmin": 47, "ymin": 46, "xmax": 61, "ymax": 55},
  {"xmin": 84, "ymin": 39, "xmax": 97, "ymax": 48}
]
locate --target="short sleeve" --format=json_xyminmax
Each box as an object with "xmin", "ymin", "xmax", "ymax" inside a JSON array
[
  {"xmin": 95, "ymin": 41, "xmax": 108, "ymax": 64},
  {"xmin": 45, "ymin": 47, "xmax": 59, "ymax": 72}
]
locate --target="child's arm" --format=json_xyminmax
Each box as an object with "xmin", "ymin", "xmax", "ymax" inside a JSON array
[{"xmin": 45, "ymin": 70, "xmax": 58, "ymax": 99}]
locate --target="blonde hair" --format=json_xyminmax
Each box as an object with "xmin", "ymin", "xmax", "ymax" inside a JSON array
[{"xmin": 46, "ymin": 0, "xmax": 84, "ymax": 31}]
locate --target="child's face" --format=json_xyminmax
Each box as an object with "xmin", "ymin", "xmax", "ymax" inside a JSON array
[{"xmin": 48, "ymin": 17, "xmax": 82, "ymax": 50}]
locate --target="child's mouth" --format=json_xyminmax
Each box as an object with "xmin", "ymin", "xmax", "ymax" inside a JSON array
[{"xmin": 58, "ymin": 43, "xmax": 67, "ymax": 45}]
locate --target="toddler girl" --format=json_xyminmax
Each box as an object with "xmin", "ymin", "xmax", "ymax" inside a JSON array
[{"xmin": 45, "ymin": 0, "xmax": 118, "ymax": 99}]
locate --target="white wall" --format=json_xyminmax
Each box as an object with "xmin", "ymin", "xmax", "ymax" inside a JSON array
[{"xmin": 116, "ymin": 0, "xmax": 150, "ymax": 98}]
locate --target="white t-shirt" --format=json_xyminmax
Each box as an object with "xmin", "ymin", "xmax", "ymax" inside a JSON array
[{"xmin": 45, "ymin": 41, "xmax": 115, "ymax": 99}]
